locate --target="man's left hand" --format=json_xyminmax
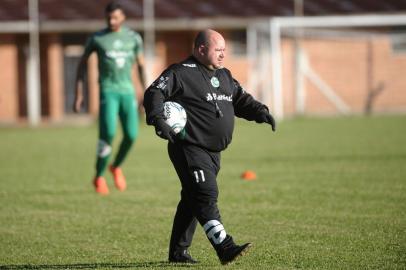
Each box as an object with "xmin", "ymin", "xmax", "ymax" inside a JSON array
[{"xmin": 256, "ymin": 110, "xmax": 276, "ymax": 131}]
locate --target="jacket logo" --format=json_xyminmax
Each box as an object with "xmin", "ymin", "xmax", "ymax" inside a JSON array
[
  {"xmin": 206, "ymin": 93, "xmax": 232, "ymax": 102},
  {"xmin": 182, "ymin": 63, "xmax": 196, "ymax": 67},
  {"xmin": 210, "ymin": 77, "xmax": 220, "ymax": 88},
  {"xmin": 153, "ymin": 76, "xmax": 169, "ymax": 90}
]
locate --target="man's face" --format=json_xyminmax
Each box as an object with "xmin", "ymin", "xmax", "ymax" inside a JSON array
[
  {"xmin": 201, "ymin": 35, "xmax": 226, "ymax": 69},
  {"xmin": 106, "ymin": 9, "xmax": 125, "ymax": 31}
]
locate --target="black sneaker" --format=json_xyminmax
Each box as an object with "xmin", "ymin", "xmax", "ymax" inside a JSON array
[
  {"xmin": 168, "ymin": 249, "xmax": 198, "ymax": 264},
  {"xmin": 219, "ymin": 243, "xmax": 252, "ymax": 265}
]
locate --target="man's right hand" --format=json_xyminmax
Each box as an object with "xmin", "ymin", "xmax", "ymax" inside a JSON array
[
  {"xmin": 73, "ymin": 56, "xmax": 87, "ymax": 113},
  {"xmin": 154, "ymin": 118, "xmax": 177, "ymax": 144},
  {"xmin": 73, "ymin": 94, "xmax": 83, "ymax": 113}
]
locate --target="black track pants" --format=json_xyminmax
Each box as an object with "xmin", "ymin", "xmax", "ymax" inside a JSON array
[{"xmin": 168, "ymin": 141, "xmax": 225, "ymax": 255}]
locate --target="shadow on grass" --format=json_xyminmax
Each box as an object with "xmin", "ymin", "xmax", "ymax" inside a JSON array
[{"xmin": 0, "ymin": 261, "xmax": 194, "ymax": 269}]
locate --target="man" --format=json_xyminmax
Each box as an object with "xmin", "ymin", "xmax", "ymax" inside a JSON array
[
  {"xmin": 143, "ymin": 29, "xmax": 276, "ymax": 264},
  {"xmin": 74, "ymin": 1, "xmax": 146, "ymax": 195}
]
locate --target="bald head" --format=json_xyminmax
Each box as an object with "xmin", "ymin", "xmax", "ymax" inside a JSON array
[
  {"xmin": 193, "ymin": 29, "xmax": 218, "ymax": 48},
  {"xmin": 193, "ymin": 29, "xmax": 226, "ymax": 70}
]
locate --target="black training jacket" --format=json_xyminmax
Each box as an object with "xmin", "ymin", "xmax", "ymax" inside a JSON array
[{"xmin": 143, "ymin": 55, "xmax": 267, "ymax": 152}]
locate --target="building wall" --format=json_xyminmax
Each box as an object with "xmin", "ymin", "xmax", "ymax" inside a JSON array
[
  {"xmin": 1, "ymin": 31, "xmax": 406, "ymax": 124},
  {"xmin": 45, "ymin": 34, "xmax": 64, "ymax": 121},
  {"xmin": 280, "ymin": 36, "xmax": 406, "ymax": 116},
  {"xmin": 0, "ymin": 35, "xmax": 18, "ymax": 123}
]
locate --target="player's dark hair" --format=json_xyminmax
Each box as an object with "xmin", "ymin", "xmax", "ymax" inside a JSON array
[{"xmin": 105, "ymin": 1, "xmax": 124, "ymax": 14}]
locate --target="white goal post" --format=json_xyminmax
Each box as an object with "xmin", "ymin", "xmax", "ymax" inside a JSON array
[{"xmin": 268, "ymin": 14, "xmax": 406, "ymax": 119}]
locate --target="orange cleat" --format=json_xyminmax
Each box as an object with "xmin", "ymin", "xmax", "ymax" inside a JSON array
[
  {"xmin": 93, "ymin": 176, "xmax": 109, "ymax": 195},
  {"xmin": 109, "ymin": 165, "xmax": 127, "ymax": 191}
]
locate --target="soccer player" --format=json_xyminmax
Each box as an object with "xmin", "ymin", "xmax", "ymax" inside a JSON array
[
  {"xmin": 143, "ymin": 29, "xmax": 276, "ymax": 264},
  {"xmin": 74, "ymin": 1, "xmax": 146, "ymax": 195}
]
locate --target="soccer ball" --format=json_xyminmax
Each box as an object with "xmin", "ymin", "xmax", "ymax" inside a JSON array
[{"xmin": 163, "ymin": 101, "xmax": 187, "ymax": 134}]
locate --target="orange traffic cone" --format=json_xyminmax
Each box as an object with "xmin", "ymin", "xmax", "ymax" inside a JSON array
[{"xmin": 241, "ymin": 170, "xmax": 257, "ymax": 181}]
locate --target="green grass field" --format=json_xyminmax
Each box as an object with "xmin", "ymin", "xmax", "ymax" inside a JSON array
[{"xmin": 0, "ymin": 115, "xmax": 405, "ymax": 269}]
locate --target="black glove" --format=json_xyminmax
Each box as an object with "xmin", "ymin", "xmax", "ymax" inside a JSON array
[
  {"xmin": 154, "ymin": 118, "xmax": 177, "ymax": 143},
  {"xmin": 255, "ymin": 109, "xmax": 276, "ymax": 131}
]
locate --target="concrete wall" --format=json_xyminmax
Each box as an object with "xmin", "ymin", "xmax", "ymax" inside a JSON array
[{"xmin": 0, "ymin": 35, "xmax": 18, "ymax": 123}]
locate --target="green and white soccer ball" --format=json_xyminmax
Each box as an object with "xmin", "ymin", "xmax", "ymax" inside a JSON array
[{"xmin": 163, "ymin": 101, "xmax": 187, "ymax": 134}]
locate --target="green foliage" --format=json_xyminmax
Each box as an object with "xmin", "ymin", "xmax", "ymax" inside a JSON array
[{"xmin": 0, "ymin": 115, "xmax": 405, "ymax": 269}]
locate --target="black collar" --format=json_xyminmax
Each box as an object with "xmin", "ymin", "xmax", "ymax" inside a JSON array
[{"xmin": 189, "ymin": 55, "xmax": 217, "ymax": 77}]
